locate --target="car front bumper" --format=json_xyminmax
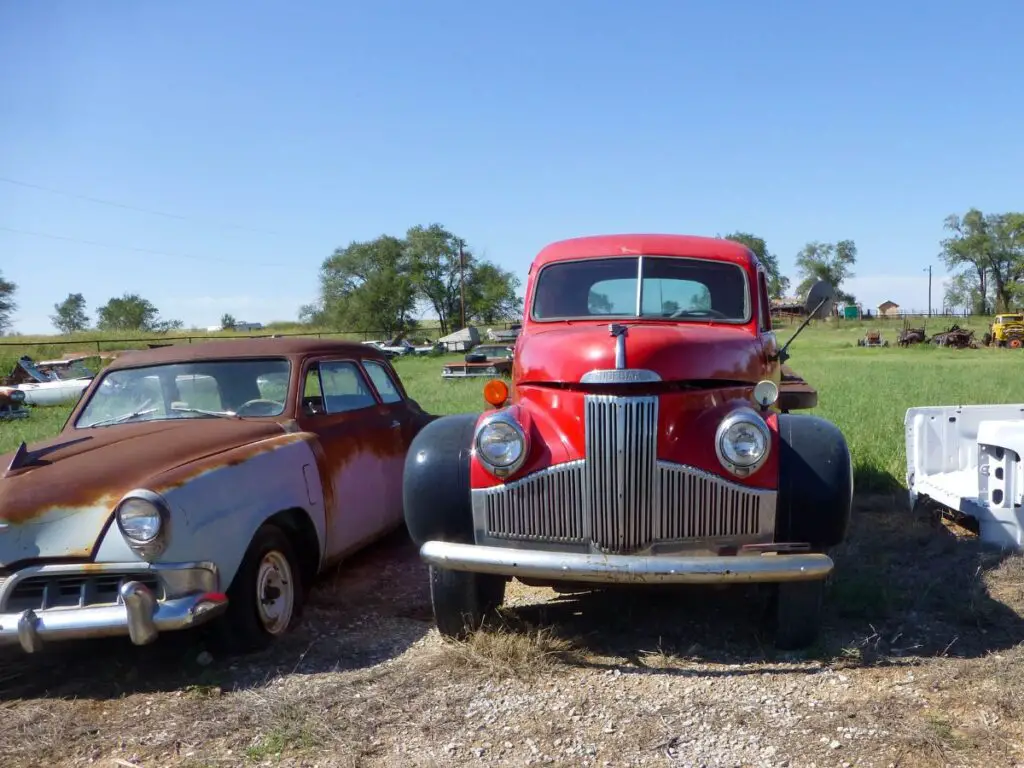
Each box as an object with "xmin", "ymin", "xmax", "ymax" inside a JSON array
[
  {"xmin": 0, "ymin": 562, "xmax": 229, "ymax": 653},
  {"xmin": 420, "ymin": 541, "xmax": 833, "ymax": 584}
]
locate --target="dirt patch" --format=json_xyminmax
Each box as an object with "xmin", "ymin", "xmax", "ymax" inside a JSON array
[{"xmin": 1, "ymin": 499, "xmax": 1023, "ymax": 767}]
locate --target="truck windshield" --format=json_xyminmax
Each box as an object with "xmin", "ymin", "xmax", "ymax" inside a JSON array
[{"xmin": 530, "ymin": 256, "xmax": 750, "ymax": 323}]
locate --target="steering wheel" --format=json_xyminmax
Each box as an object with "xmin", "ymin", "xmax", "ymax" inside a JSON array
[
  {"xmin": 235, "ymin": 398, "xmax": 284, "ymax": 416},
  {"xmin": 669, "ymin": 307, "xmax": 729, "ymax": 319}
]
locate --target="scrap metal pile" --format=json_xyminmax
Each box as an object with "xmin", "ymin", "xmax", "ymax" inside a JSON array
[{"xmin": 930, "ymin": 324, "xmax": 978, "ymax": 349}]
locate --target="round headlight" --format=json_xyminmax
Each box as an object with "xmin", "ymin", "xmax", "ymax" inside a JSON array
[
  {"xmin": 717, "ymin": 411, "xmax": 771, "ymax": 471},
  {"xmin": 117, "ymin": 497, "xmax": 163, "ymax": 542},
  {"xmin": 10, "ymin": 389, "xmax": 25, "ymax": 403},
  {"xmin": 476, "ymin": 420, "xmax": 525, "ymax": 468}
]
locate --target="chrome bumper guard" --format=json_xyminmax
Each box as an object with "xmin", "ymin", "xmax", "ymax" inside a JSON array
[
  {"xmin": 0, "ymin": 564, "xmax": 229, "ymax": 653},
  {"xmin": 420, "ymin": 541, "xmax": 833, "ymax": 584}
]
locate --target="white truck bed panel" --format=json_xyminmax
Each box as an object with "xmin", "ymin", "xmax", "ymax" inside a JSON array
[{"xmin": 906, "ymin": 404, "xmax": 1024, "ymax": 550}]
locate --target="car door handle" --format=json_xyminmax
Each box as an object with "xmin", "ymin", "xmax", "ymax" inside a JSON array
[{"xmin": 390, "ymin": 419, "xmax": 401, "ymax": 429}]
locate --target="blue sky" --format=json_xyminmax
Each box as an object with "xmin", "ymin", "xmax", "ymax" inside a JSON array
[{"xmin": 1, "ymin": 1, "xmax": 1021, "ymax": 334}]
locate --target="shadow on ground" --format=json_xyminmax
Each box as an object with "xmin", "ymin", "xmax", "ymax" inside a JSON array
[
  {"xmin": 0, "ymin": 528, "xmax": 431, "ymax": 701},
  {"xmin": 4, "ymin": 490, "xmax": 1023, "ymax": 699},
  {"xmin": 489, "ymin": 492, "xmax": 1024, "ymax": 671},
  {"xmin": 852, "ymin": 462, "xmax": 904, "ymax": 494}
]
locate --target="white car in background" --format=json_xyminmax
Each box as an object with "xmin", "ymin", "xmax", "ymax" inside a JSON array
[{"xmin": 362, "ymin": 339, "xmax": 438, "ymax": 357}]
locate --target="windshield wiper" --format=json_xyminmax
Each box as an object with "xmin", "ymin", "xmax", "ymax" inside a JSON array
[
  {"xmin": 169, "ymin": 405, "xmax": 241, "ymax": 419},
  {"xmin": 83, "ymin": 407, "xmax": 159, "ymax": 428}
]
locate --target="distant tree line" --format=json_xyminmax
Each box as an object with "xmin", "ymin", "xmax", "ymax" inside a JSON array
[{"xmin": 1, "ymin": 209, "xmax": 1021, "ymax": 337}]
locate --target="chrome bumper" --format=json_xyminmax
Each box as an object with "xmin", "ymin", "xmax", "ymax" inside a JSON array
[
  {"xmin": 0, "ymin": 564, "xmax": 229, "ymax": 653},
  {"xmin": 420, "ymin": 541, "xmax": 833, "ymax": 584}
]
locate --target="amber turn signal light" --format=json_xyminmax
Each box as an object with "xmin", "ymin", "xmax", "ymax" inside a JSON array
[{"xmin": 483, "ymin": 379, "xmax": 509, "ymax": 408}]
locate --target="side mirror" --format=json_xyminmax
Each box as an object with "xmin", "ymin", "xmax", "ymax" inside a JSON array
[
  {"xmin": 804, "ymin": 280, "xmax": 836, "ymax": 319},
  {"xmin": 773, "ymin": 280, "xmax": 838, "ymax": 364}
]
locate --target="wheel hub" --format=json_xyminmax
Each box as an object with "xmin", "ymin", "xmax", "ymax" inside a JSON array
[{"xmin": 256, "ymin": 550, "xmax": 294, "ymax": 635}]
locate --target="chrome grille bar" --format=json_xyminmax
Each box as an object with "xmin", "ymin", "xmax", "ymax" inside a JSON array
[
  {"xmin": 657, "ymin": 461, "xmax": 767, "ymax": 539},
  {"xmin": 476, "ymin": 460, "xmax": 586, "ymax": 544},
  {"xmin": 584, "ymin": 394, "xmax": 659, "ymax": 552}
]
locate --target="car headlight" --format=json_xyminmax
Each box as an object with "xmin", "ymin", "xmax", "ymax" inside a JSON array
[
  {"xmin": 715, "ymin": 409, "xmax": 771, "ymax": 476},
  {"xmin": 115, "ymin": 490, "xmax": 170, "ymax": 556},
  {"xmin": 474, "ymin": 411, "xmax": 528, "ymax": 477},
  {"xmin": 485, "ymin": 365, "xmax": 498, "ymax": 374}
]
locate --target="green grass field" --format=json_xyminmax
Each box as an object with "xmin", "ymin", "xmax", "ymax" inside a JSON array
[{"xmin": 2, "ymin": 315, "xmax": 1017, "ymax": 496}]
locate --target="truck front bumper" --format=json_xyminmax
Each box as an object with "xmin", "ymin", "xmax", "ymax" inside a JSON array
[
  {"xmin": 420, "ymin": 541, "xmax": 833, "ymax": 584},
  {"xmin": 0, "ymin": 563, "xmax": 229, "ymax": 653}
]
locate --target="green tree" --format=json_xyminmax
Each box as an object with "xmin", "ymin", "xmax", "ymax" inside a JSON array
[
  {"xmin": 96, "ymin": 293, "xmax": 179, "ymax": 332},
  {"xmin": 312, "ymin": 235, "xmax": 418, "ymax": 339},
  {"xmin": 940, "ymin": 209, "xmax": 1024, "ymax": 314},
  {"xmin": 406, "ymin": 223, "xmax": 468, "ymax": 334},
  {"xmin": 464, "ymin": 262, "xmax": 522, "ymax": 324},
  {"xmin": 794, "ymin": 240, "xmax": 857, "ymax": 303},
  {"xmin": 0, "ymin": 270, "xmax": 16, "ymax": 334},
  {"xmin": 943, "ymin": 272, "xmax": 991, "ymax": 314},
  {"xmin": 220, "ymin": 313, "xmax": 237, "ymax": 330},
  {"xmin": 50, "ymin": 292, "xmax": 90, "ymax": 334},
  {"xmin": 406, "ymin": 224, "xmax": 523, "ymax": 333},
  {"xmin": 722, "ymin": 232, "xmax": 790, "ymax": 299}
]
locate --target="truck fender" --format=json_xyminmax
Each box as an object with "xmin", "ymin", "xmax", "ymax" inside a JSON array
[
  {"xmin": 403, "ymin": 412, "xmax": 480, "ymax": 546},
  {"xmin": 775, "ymin": 412, "xmax": 854, "ymax": 549}
]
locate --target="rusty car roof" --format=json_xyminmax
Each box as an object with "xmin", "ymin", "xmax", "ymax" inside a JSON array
[
  {"xmin": 530, "ymin": 234, "xmax": 755, "ymax": 272},
  {"xmin": 104, "ymin": 337, "xmax": 389, "ymax": 369}
]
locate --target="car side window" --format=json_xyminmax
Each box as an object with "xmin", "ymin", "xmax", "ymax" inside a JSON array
[
  {"xmin": 362, "ymin": 360, "xmax": 403, "ymax": 404},
  {"xmin": 317, "ymin": 360, "xmax": 378, "ymax": 414}
]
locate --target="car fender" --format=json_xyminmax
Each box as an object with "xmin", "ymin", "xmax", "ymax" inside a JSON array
[
  {"xmin": 403, "ymin": 412, "xmax": 480, "ymax": 546},
  {"xmin": 93, "ymin": 432, "xmax": 328, "ymax": 589},
  {"xmin": 775, "ymin": 412, "xmax": 854, "ymax": 549}
]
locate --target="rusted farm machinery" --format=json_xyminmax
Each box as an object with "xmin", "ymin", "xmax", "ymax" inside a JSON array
[
  {"xmin": 931, "ymin": 324, "xmax": 978, "ymax": 349},
  {"xmin": 897, "ymin": 321, "xmax": 928, "ymax": 347},
  {"xmin": 856, "ymin": 329, "xmax": 889, "ymax": 347}
]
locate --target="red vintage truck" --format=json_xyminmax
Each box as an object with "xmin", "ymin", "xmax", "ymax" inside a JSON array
[{"xmin": 403, "ymin": 234, "xmax": 852, "ymax": 649}]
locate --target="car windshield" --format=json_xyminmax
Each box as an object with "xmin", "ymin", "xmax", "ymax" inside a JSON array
[
  {"xmin": 530, "ymin": 255, "xmax": 750, "ymax": 323},
  {"xmin": 76, "ymin": 358, "xmax": 292, "ymax": 428},
  {"xmin": 475, "ymin": 346, "xmax": 512, "ymax": 358}
]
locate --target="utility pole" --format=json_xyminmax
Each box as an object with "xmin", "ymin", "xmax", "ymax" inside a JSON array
[
  {"xmin": 924, "ymin": 265, "xmax": 932, "ymax": 317},
  {"xmin": 458, "ymin": 238, "xmax": 466, "ymax": 329}
]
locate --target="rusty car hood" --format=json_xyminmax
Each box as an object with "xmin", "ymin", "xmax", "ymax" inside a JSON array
[
  {"xmin": 513, "ymin": 322, "xmax": 766, "ymax": 385},
  {"xmin": 0, "ymin": 419, "xmax": 287, "ymax": 566}
]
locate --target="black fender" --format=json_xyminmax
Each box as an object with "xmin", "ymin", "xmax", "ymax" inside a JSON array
[
  {"xmin": 775, "ymin": 412, "xmax": 853, "ymax": 549},
  {"xmin": 403, "ymin": 412, "xmax": 481, "ymax": 547}
]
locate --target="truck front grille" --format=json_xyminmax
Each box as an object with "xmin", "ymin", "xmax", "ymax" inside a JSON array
[{"xmin": 475, "ymin": 394, "xmax": 775, "ymax": 553}]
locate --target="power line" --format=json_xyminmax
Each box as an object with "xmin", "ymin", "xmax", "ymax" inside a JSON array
[
  {"xmin": 0, "ymin": 175, "xmax": 286, "ymax": 236},
  {"xmin": 0, "ymin": 224, "xmax": 293, "ymax": 268}
]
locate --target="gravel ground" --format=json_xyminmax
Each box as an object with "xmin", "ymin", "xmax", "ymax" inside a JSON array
[{"xmin": 1, "ymin": 494, "xmax": 1023, "ymax": 768}]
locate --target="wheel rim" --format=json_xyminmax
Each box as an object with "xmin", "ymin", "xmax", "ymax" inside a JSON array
[
  {"xmin": 255, "ymin": 550, "xmax": 294, "ymax": 635},
  {"xmin": 1012, "ymin": 339, "xmax": 1022, "ymax": 349}
]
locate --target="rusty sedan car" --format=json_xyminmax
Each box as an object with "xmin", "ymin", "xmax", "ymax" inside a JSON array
[
  {"xmin": 0, "ymin": 338, "xmax": 432, "ymax": 654},
  {"xmin": 441, "ymin": 344, "xmax": 515, "ymax": 379}
]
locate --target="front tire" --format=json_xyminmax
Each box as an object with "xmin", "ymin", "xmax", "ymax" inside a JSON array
[
  {"xmin": 773, "ymin": 579, "xmax": 825, "ymax": 650},
  {"xmin": 429, "ymin": 565, "xmax": 506, "ymax": 639},
  {"xmin": 211, "ymin": 523, "xmax": 304, "ymax": 653}
]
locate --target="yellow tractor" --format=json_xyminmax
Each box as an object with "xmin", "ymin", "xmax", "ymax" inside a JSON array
[{"xmin": 987, "ymin": 313, "xmax": 1024, "ymax": 348}]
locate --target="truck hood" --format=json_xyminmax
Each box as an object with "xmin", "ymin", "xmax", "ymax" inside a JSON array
[
  {"xmin": 0, "ymin": 419, "xmax": 286, "ymax": 566},
  {"xmin": 514, "ymin": 322, "xmax": 765, "ymax": 384}
]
